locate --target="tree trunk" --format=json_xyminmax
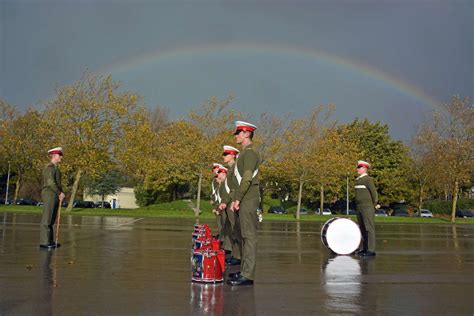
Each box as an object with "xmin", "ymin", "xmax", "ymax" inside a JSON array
[
  {"xmin": 320, "ymin": 185, "xmax": 324, "ymax": 216},
  {"xmin": 296, "ymin": 180, "xmax": 304, "ymax": 220},
  {"xmin": 172, "ymin": 185, "xmax": 177, "ymax": 201},
  {"xmin": 101, "ymin": 194, "xmax": 105, "ymax": 208},
  {"xmin": 13, "ymin": 173, "xmax": 21, "ymax": 204},
  {"xmin": 195, "ymin": 172, "xmax": 202, "ymax": 217},
  {"xmin": 67, "ymin": 168, "xmax": 83, "ymax": 212},
  {"xmin": 450, "ymin": 179, "xmax": 459, "ymax": 223}
]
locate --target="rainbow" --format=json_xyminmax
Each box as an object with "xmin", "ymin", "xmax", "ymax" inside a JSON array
[{"xmin": 97, "ymin": 42, "xmax": 441, "ymax": 109}]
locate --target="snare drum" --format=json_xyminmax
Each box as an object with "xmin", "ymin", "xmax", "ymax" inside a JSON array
[
  {"xmin": 192, "ymin": 249, "xmax": 225, "ymax": 283},
  {"xmin": 194, "ymin": 224, "xmax": 210, "ymax": 233},
  {"xmin": 321, "ymin": 218, "xmax": 361, "ymax": 255},
  {"xmin": 192, "ymin": 230, "xmax": 212, "ymax": 241},
  {"xmin": 193, "ymin": 236, "xmax": 212, "ymax": 250}
]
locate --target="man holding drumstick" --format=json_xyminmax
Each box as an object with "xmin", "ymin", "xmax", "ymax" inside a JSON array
[
  {"xmin": 354, "ymin": 160, "xmax": 379, "ymax": 257},
  {"xmin": 39, "ymin": 147, "xmax": 65, "ymax": 249}
]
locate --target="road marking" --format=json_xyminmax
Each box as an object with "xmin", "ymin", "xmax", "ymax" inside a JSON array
[{"xmin": 115, "ymin": 218, "xmax": 144, "ymax": 227}]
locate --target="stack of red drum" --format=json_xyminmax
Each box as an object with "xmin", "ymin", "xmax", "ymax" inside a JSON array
[{"xmin": 191, "ymin": 224, "xmax": 225, "ymax": 283}]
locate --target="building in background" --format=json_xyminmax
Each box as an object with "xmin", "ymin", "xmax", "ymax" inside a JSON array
[{"xmin": 84, "ymin": 187, "xmax": 138, "ymax": 209}]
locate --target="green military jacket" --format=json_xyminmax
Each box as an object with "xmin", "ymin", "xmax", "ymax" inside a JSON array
[
  {"xmin": 225, "ymin": 161, "xmax": 239, "ymax": 203},
  {"xmin": 218, "ymin": 178, "xmax": 231, "ymax": 206},
  {"xmin": 41, "ymin": 162, "xmax": 63, "ymax": 195},
  {"xmin": 211, "ymin": 178, "xmax": 219, "ymax": 209},
  {"xmin": 234, "ymin": 144, "xmax": 261, "ymax": 202},
  {"xmin": 354, "ymin": 173, "xmax": 378, "ymax": 208}
]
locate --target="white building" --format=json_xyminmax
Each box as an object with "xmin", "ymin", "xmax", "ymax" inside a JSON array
[{"xmin": 84, "ymin": 187, "xmax": 139, "ymax": 209}]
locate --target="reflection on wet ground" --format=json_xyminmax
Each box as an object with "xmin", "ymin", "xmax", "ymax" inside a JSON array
[{"xmin": 0, "ymin": 213, "xmax": 473, "ymax": 315}]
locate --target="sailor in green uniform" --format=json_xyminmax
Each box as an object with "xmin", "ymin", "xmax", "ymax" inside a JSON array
[
  {"xmin": 219, "ymin": 145, "xmax": 242, "ymax": 266},
  {"xmin": 211, "ymin": 163, "xmax": 224, "ymax": 240},
  {"xmin": 39, "ymin": 147, "xmax": 65, "ymax": 249},
  {"xmin": 354, "ymin": 160, "xmax": 379, "ymax": 257},
  {"xmin": 228, "ymin": 121, "xmax": 261, "ymax": 286},
  {"xmin": 215, "ymin": 166, "xmax": 232, "ymax": 253}
]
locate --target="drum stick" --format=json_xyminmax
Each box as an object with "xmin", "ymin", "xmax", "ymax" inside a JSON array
[{"xmin": 55, "ymin": 203, "xmax": 62, "ymax": 245}]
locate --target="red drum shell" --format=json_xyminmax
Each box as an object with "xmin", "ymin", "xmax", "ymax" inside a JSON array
[{"xmin": 192, "ymin": 249, "xmax": 225, "ymax": 283}]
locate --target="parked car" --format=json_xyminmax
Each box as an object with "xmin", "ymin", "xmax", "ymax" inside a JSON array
[
  {"xmin": 392, "ymin": 209, "xmax": 409, "ymax": 217},
  {"xmin": 375, "ymin": 209, "xmax": 388, "ymax": 217},
  {"xmin": 73, "ymin": 200, "xmax": 96, "ymax": 208},
  {"xmin": 390, "ymin": 202, "xmax": 408, "ymax": 211},
  {"xmin": 16, "ymin": 198, "xmax": 38, "ymax": 206},
  {"xmin": 414, "ymin": 209, "xmax": 433, "ymax": 218},
  {"xmin": 293, "ymin": 208, "xmax": 308, "ymax": 217},
  {"xmin": 330, "ymin": 200, "xmax": 356, "ymax": 214},
  {"xmin": 455, "ymin": 209, "xmax": 473, "ymax": 218},
  {"xmin": 316, "ymin": 208, "xmax": 332, "ymax": 215},
  {"xmin": 268, "ymin": 206, "xmax": 287, "ymax": 214},
  {"xmin": 94, "ymin": 201, "xmax": 111, "ymax": 209},
  {"xmin": 0, "ymin": 198, "xmax": 12, "ymax": 205},
  {"xmin": 335, "ymin": 209, "xmax": 356, "ymax": 215}
]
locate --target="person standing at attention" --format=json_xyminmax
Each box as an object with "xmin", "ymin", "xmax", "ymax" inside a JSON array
[
  {"xmin": 354, "ymin": 160, "xmax": 379, "ymax": 257},
  {"xmin": 39, "ymin": 147, "xmax": 65, "ymax": 249},
  {"xmin": 228, "ymin": 121, "xmax": 261, "ymax": 286}
]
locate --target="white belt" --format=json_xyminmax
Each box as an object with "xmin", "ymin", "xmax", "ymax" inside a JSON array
[
  {"xmin": 234, "ymin": 165, "xmax": 258, "ymax": 185},
  {"xmin": 224, "ymin": 178, "xmax": 230, "ymax": 194}
]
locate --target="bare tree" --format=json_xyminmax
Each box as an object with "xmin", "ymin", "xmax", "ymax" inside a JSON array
[
  {"xmin": 147, "ymin": 105, "xmax": 169, "ymax": 133},
  {"xmin": 415, "ymin": 96, "xmax": 473, "ymax": 222}
]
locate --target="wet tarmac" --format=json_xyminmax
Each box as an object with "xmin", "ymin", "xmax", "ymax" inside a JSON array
[{"xmin": 1, "ymin": 213, "xmax": 473, "ymax": 315}]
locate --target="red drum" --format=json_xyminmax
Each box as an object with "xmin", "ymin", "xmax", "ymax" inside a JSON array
[
  {"xmin": 194, "ymin": 224, "xmax": 210, "ymax": 234},
  {"xmin": 321, "ymin": 218, "xmax": 361, "ymax": 255},
  {"xmin": 192, "ymin": 230, "xmax": 211, "ymax": 241},
  {"xmin": 193, "ymin": 236, "xmax": 221, "ymax": 251},
  {"xmin": 194, "ymin": 224, "xmax": 209, "ymax": 230},
  {"xmin": 192, "ymin": 249, "xmax": 225, "ymax": 283},
  {"xmin": 193, "ymin": 236, "xmax": 211, "ymax": 250}
]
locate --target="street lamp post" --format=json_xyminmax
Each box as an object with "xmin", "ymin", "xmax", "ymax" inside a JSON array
[
  {"xmin": 5, "ymin": 161, "xmax": 11, "ymax": 205},
  {"xmin": 346, "ymin": 175, "xmax": 349, "ymax": 215}
]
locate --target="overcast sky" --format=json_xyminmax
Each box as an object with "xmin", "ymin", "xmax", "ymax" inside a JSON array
[{"xmin": 1, "ymin": 0, "xmax": 472, "ymax": 139}]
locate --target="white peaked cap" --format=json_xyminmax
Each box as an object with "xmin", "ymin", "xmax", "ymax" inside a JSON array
[
  {"xmin": 223, "ymin": 145, "xmax": 240, "ymax": 154},
  {"xmin": 48, "ymin": 147, "xmax": 63, "ymax": 155},
  {"xmin": 357, "ymin": 160, "xmax": 370, "ymax": 168},
  {"xmin": 235, "ymin": 121, "xmax": 257, "ymax": 131}
]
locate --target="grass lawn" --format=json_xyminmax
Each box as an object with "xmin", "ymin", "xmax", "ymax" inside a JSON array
[{"xmin": 1, "ymin": 202, "xmax": 473, "ymax": 225}]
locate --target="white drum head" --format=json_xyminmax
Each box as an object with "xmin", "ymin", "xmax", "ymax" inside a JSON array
[{"xmin": 323, "ymin": 218, "xmax": 361, "ymax": 255}]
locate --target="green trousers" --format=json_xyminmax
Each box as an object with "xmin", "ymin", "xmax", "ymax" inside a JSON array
[
  {"xmin": 225, "ymin": 206, "xmax": 242, "ymax": 260},
  {"xmin": 39, "ymin": 191, "xmax": 59, "ymax": 245},
  {"xmin": 220, "ymin": 210, "xmax": 233, "ymax": 252},
  {"xmin": 236, "ymin": 197, "xmax": 259, "ymax": 280},
  {"xmin": 356, "ymin": 205, "xmax": 376, "ymax": 252}
]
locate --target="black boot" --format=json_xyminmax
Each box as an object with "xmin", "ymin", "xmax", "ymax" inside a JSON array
[
  {"xmin": 227, "ymin": 274, "xmax": 254, "ymax": 286},
  {"xmin": 226, "ymin": 257, "xmax": 241, "ymax": 266},
  {"xmin": 354, "ymin": 249, "xmax": 365, "ymax": 255}
]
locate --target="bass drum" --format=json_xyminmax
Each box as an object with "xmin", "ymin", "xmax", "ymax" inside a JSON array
[{"xmin": 321, "ymin": 217, "xmax": 361, "ymax": 255}]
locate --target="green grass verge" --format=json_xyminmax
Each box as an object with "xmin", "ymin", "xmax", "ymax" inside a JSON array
[
  {"xmin": 1, "ymin": 203, "xmax": 473, "ymax": 224},
  {"xmin": 263, "ymin": 213, "xmax": 474, "ymax": 224}
]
